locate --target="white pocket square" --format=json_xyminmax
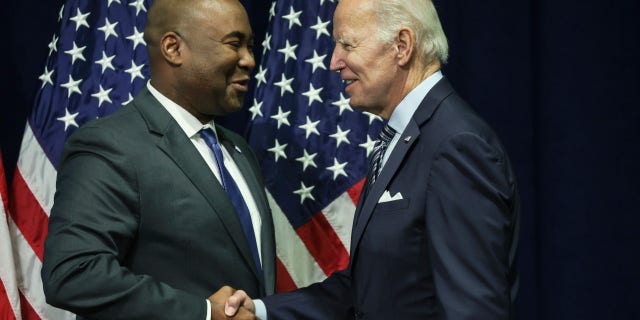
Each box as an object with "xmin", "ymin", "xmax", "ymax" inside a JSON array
[{"xmin": 378, "ymin": 190, "xmax": 404, "ymax": 203}]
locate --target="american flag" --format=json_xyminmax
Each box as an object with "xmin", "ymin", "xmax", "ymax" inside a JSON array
[
  {"xmin": 7, "ymin": 0, "xmax": 382, "ymax": 318},
  {"xmin": 246, "ymin": 0, "xmax": 382, "ymax": 292},
  {"xmin": 9, "ymin": 1, "xmax": 150, "ymax": 318}
]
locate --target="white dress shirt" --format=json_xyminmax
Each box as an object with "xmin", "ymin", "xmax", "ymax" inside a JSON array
[{"xmin": 147, "ymin": 82, "xmax": 263, "ymax": 320}]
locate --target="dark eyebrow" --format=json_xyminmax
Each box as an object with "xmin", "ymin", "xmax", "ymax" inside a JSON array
[{"xmin": 220, "ymin": 30, "xmax": 255, "ymax": 42}]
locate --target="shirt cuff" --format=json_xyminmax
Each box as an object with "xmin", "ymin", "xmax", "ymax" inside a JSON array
[
  {"xmin": 205, "ymin": 299, "xmax": 211, "ymax": 320},
  {"xmin": 254, "ymin": 299, "xmax": 268, "ymax": 320}
]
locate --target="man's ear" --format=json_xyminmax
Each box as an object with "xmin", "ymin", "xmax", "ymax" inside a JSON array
[
  {"xmin": 161, "ymin": 32, "xmax": 184, "ymax": 65},
  {"xmin": 395, "ymin": 27, "xmax": 415, "ymax": 66}
]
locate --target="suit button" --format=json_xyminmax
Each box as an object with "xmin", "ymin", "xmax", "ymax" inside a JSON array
[{"xmin": 354, "ymin": 310, "xmax": 364, "ymax": 319}]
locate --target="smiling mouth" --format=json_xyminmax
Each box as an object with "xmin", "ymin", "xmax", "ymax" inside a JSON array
[
  {"xmin": 344, "ymin": 77, "xmax": 359, "ymax": 84},
  {"xmin": 344, "ymin": 79, "xmax": 358, "ymax": 89},
  {"xmin": 231, "ymin": 79, "xmax": 250, "ymax": 92}
]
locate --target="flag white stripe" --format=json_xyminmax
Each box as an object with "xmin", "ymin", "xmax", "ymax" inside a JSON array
[
  {"xmin": 321, "ymin": 192, "xmax": 356, "ymax": 252},
  {"xmin": 16, "ymin": 124, "xmax": 57, "ymax": 216},
  {"xmin": 1, "ymin": 193, "xmax": 22, "ymax": 319},
  {"xmin": 266, "ymin": 190, "xmax": 326, "ymax": 288},
  {"xmin": 9, "ymin": 215, "xmax": 74, "ymax": 320},
  {"xmin": 11, "ymin": 122, "xmax": 74, "ymax": 319}
]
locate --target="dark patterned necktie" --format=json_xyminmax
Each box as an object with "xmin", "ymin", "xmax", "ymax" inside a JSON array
[
  {"xmin": 367, "ymin": 124, "xmax": 396, "ymax": 186},
  {"xmin": 200, "ymin": 128, "xmax": 262, "ymax": 277}
]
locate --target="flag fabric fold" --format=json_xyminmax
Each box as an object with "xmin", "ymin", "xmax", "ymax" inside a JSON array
[
  {"xmin": 9, "ymin": 1, "xmax": 151, "ymax": 318},
  {"xmin": 246, "ymin": 0, "xmax": 382, "ymax": 292},
  {"xmin": 1, "ymin": 150, "xmax": 20, "ymax": 320}
]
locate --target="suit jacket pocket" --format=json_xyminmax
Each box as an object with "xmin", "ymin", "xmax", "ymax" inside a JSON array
[{"xmin": 376, "ymin": 198, "xmax": 410, "ymax": 212}]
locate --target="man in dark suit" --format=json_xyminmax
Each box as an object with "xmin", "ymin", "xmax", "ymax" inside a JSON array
[
  {"xmin": 225, "ymin": 0, "xmax": 519, "ymax": 319},
  {"xmin": 41, "ymin": 0, "xmax": 272, "ymax": 319}
]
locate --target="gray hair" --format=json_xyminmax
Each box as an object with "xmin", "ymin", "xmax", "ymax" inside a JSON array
[{"xmin": 373, "ymin": 0, "xmax": 449, "ymax": 64}]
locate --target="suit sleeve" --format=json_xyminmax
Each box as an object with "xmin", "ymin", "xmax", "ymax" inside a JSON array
[
  {"xmin": 425, "ymin": 132, "xmax": 518, "ymax": 319},
  {"xmin": 261, "ymin": 269, "xmax": 354, "ymax": 320},
  {"xmin": 41, "ymin": 126, "xmax": 206, "ymax": 320}
]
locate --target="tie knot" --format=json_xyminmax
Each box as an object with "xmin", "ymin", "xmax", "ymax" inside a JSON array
[
  {"xmin": 200, "ymin": 128, "xmax": 218, "ymax": 145},
  {"xmin": 378, "ymin": 124, "xmax": 396, "ymax": 144}
]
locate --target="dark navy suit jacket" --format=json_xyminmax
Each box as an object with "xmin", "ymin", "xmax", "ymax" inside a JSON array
[{"xmin": 262, "ymin": 78, "xmax": 519, "ymax": 319}]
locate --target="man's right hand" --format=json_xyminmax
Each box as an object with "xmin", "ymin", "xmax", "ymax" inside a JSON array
[
  {"xmin": 208, "ymin": 286, "xmax": 256, "ymax": 320},
  {"xmin": 225, "ymin": 289, "xmax": 255, "ymax": 318}
]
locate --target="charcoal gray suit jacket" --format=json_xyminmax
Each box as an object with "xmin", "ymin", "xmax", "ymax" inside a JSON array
[{"xmin": 42, "ymin": 86, "xmax": 276, "ymax": 319}]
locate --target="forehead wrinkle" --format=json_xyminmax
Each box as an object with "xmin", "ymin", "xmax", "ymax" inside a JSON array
[
  {"xmin": 333, "ymin": 2, "xmax": 377, "ymax": 44},
  {"xmin": 335, "ymin": 24, "xmax": 379, "ymax": 50},
  {"xmin": 333, "ymin": 19, "xmax": 364, "ymax": 44}
]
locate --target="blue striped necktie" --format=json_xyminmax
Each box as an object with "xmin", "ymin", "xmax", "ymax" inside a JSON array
[
  {"xmin": 200, "ymin": 128, "xmax": 262, "ymax": 277},
  {"xmin": 368, "ymin": 124, "xmax": 396, "ymax": 186}
]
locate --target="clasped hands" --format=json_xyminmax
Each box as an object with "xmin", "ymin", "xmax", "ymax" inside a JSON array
[{"xmin": 208, "ymin": 286, "xmax": 255, "ymax": 320}]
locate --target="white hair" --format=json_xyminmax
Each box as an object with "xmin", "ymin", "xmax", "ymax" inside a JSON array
[{"xmin": 373, "ymin": 0, "xmax": 449, "ymax": 64}]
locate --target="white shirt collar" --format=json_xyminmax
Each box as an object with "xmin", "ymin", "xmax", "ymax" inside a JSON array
[
  {"xmin": 387, "ymin": 70, "xmax": 443, "ymax": 134},
  {"xmin": 146, "ymin": 82, "xmax": 217, "ymax": 138}
]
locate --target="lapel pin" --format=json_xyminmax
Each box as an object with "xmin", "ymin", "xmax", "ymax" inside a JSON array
[
  {"xmin": 234, "ymin": 145, "xmax": 242, "ymax": 153},
  {"xmin": 404, "ymin": 136, "xmax": 412, "ymax": 143}
]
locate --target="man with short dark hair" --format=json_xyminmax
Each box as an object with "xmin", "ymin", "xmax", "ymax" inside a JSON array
[{"xmin": 41, "ymin": 1, "xmax": 271, "ymax": 319}]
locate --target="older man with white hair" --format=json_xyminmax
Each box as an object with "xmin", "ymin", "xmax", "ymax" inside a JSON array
[{"xmin": 225, "ymin": 0, "xmax": 520, "ymax": 318}]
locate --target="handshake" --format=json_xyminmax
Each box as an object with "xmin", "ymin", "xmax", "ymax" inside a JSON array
[{"xmin": 208, "ymin": 286, "xmax": 257, "ymax": 320}]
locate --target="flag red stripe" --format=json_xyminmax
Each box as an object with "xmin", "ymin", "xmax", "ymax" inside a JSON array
[
  {"xmin": 0, "ymin": 153, "xmax": 18, "ymax": 320},
  {"xmin": 0, "ymin": 281, "xmax": 17, "ymax": 320},
  {"xmin": 19, "ymin": 291, "xmax": 40, "ymax": 320},
  {"xmin": 0, "ymin": 153, "xmax": 7, "ymax": 212},
  {"xmin": 347, "ymin": 178, "xmax": 365, "ymax": 205},
  {"xmin": 275, "ymin": 258, "xmax": 298, "ymax": 293},
  {"xmin": 295, "ymin": 212, "xmax": 350, "ymax": 277},
  {"xmin": 9, "ymin": 171, "xmax": 49, "ymax": 261},
  {"xmin": 0, "ymin": 153, "xmax": 16, "ymax": 320}
]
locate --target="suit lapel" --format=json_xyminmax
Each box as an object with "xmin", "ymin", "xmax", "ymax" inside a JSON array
[
  {"xmin": 133, "ymin": 88, "xmax": 262, "ymax": 283},
  {"xmin": 350, "ymin": 77, "xmax": 455, "ymax": 259},
  {"xmin": 350, "ymin": 122, "xmax": 420, "ymax": 257},
  {"xmin": 218, "ymin": 130, "xmax": 270, "ymax": 228},
  {"xmin": 218, "ymin": 128, "xmax": 276, "ymax": 294}
]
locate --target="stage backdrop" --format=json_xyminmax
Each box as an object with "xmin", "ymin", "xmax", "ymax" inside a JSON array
[{"xmin": 1, "ymin": 0, "xmax": 638, "ymax": 319}]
